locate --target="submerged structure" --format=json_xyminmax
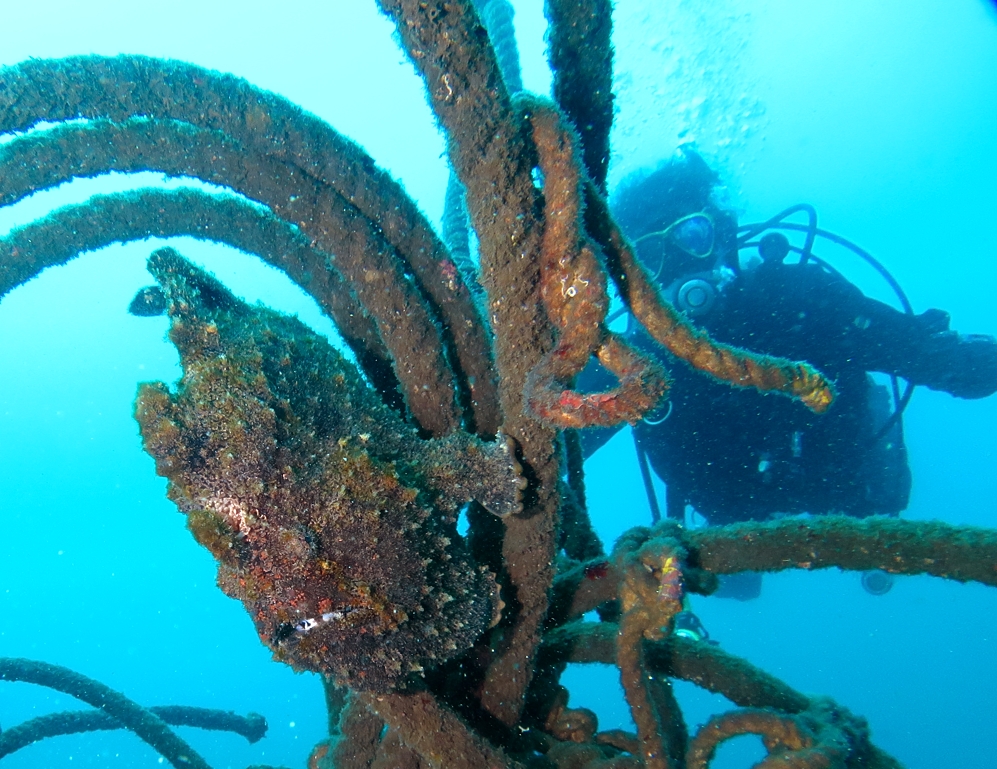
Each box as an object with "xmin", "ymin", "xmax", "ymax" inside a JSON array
[{"xmin": 1, "ymin": 2, "xmax": 996, "ymax": 768}]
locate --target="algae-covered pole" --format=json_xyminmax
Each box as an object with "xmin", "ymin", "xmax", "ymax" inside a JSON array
[
  {"xmin": 370, "ymin": 729, "xmax": 427, "ymax": 769},
  {"xmin": 550, "ymin": 513, "xmax": 997, "ymax": 626},
  {"xmin": 0, "ymin": 188, "xmax": 400, "ymax": 400},
  {"xmin": 0, "ymin": 102, "xmax": 457, "ymax": 436},
  {"xmin": 686, "ymin": 515, "xmax": 997, "ymax": 585},
  {"xmin": 582, "ymin": 187, "xmax": 836, "ymax": 413},
  {"xmin": 545, "ymin": 0, "xmax": 614, "ymax": 192},
  {"xmin": 541, "ymin": 623, "xmax": 896, "ymax": 766},
  {"xmin": 0, "ymin": 658, "xmax": 213, "ymax": 769},
  {"xmin": 687, "ymin": 697, "xmax": 890, "ymax": 769},
  {"xmin": 540, "ymin": 622, "xmax": 812, "ymax": 714},
  {"xmin": 546, "ymin": 522, "xmax": 718, "ymax": 629},
  {"xmin": 685, "ymin": 708, "xmax": 820, "ymax": 769},
  {"xmin": 0, "ymin": 705, "xmax": 266, "ymax": 759},
  {"xmin": 524, "ymin": 96, "xmax": 667, "ymax": 430},
  {"xmin": 377, "ymin": 0, "xmax": 560, "ymax": 726},
  {"xmin": 615, "ymin": 538, "xmax": 687, "ymax": 769},
  {"xmin": 648, "ymin": 636, "xmax": 812, "ymax": 715},
  {"xmin": 327, "ymin": 694, "xmax": 385, "ymax": 769},
  {"xmin": 0, "ymin": 57, "xmax": 501, "ymax": 437},
  {"xmin": 362, "ymin": 689, "xmax": 520, "ymax": 769}
]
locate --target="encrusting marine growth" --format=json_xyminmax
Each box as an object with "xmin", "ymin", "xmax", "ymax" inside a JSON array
[
  {"xmin": 0, "ymin": 1, "xmax": 995, "ymax": 767},
  {"xmin": 135, "ymin": 247, "xmax": 522, "ymax": 692}
]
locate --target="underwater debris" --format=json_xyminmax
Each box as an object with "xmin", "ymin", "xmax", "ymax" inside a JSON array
[
  {"xmin": 0, "ymin": 657, "xmax": 262, "ymax": 768},
  {"xmin": 135, "ymin": 248, "xmax": 523, "ymax": 692}
]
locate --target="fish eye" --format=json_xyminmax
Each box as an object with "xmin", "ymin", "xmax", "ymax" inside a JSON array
[{"xmin": 295, "ymin": 618, "xmax": 320, "ymax": 634}]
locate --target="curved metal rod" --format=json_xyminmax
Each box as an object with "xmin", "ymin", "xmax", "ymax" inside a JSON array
[
  {"xmin": 0, "ymin": 658, "xmax": 213, "ymax": 769},
  {"xmin": 0, "ymin": 705, "xmax": 267, "ymax": 759},
  {"xmin": 739, "ymin": 220, "xmax": 914, "ymax": 315}
]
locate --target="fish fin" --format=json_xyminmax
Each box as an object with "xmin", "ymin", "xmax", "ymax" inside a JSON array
[{"xmin": 468, "ymin": 433, "xmax": 527, "ymax": 517}]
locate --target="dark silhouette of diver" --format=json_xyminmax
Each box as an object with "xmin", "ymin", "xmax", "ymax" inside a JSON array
[{"xmin": 580, "ymin": 149, "xmax": 997, "ymax": 599}]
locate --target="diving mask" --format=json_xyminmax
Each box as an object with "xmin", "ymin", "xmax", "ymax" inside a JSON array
[{"xmin": 634, "ymin": 211, "xmax": 716, "ymax": 282}]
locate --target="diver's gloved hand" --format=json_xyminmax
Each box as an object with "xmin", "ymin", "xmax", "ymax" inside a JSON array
[{"xmin": 918, "ymin": 331, "xmax": 997, "ymax": 399}]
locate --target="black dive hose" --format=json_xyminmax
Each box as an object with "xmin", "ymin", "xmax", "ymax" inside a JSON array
[
  {"xmin": 737, "ymin": 210, "xmax": 917, "ymax": 445},
  {"xmin": 737, "ymin": 203, "xmax": 820, "ymax": 266},
  {"xmin": 739, "ymin": 218, "xmax": 914, "ymax": 314}
]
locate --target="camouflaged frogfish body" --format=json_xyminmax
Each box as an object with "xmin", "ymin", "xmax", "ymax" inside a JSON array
[{"xmin": 135, "ymin": 248, "xmax": 523, "ymax": 692}]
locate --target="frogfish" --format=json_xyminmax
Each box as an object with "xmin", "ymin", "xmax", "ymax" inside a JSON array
[{"xmin": 134, "ymin": 248, "xmax": 524, "ymax": 692}]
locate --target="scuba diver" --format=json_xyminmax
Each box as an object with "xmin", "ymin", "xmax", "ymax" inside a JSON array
[{"xmin": 580, "ymin": 149, "xmax": 997, "ymax": 599}]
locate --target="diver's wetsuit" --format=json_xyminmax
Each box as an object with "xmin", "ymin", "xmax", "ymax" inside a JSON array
[{"xmin": 582, "ymin": 257, "xmax": 997, "ymax": 526}]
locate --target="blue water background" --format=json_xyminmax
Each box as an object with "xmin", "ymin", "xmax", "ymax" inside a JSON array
[{"xmin": 1, "ymin": 2, "xmax": 995, "ymax": 767}]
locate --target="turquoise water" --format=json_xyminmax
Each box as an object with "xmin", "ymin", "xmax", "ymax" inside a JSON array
[{"xmin": 1, "ymin": 2, "xmax": 995, "ymax": 767}]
